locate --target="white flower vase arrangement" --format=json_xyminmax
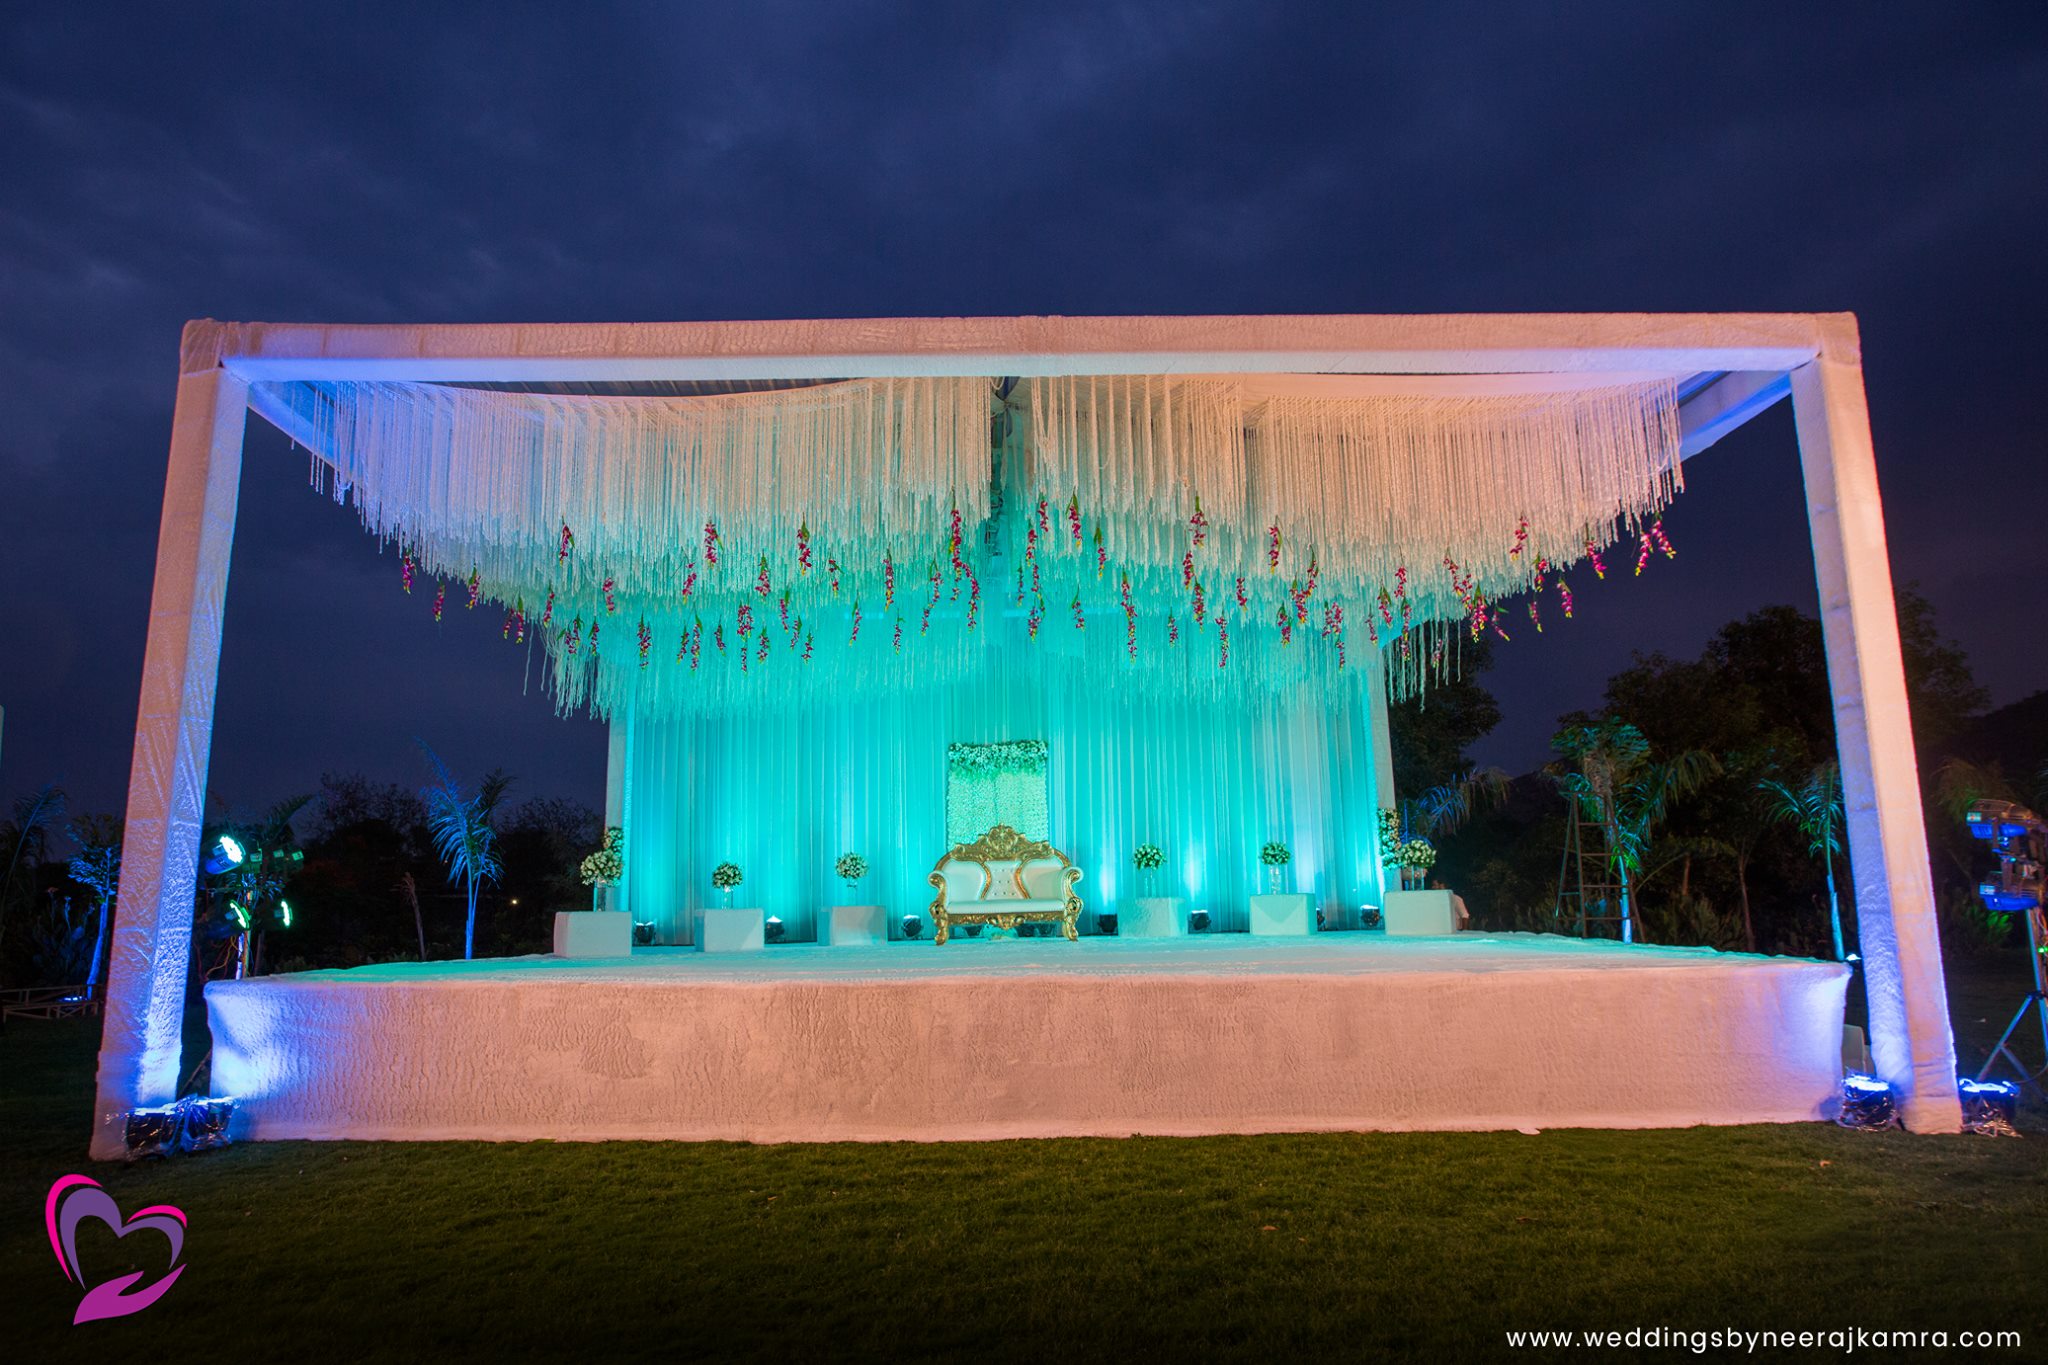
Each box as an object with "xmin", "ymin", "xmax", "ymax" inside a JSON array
[
  {"xmin": 1132, "ymin": 842, "xmax": 1164, "ymax": 894},
  {"xmin": 1259, "ymin": 840, "xmax": 1293, "ymax": 894},
  {"xmin": 835, "ymin": 851, "xmax": 869, "ymax": 904},
  {"xmin": 712, "ymin": 860, "xmax": 744, "ymax": 908},
  {"xmin": 578, "ymin": 826, "xmax": 625, "ymax": 911},
  {"xmin": 1398, "ymin": 837, "xmax": 1437, "ymax": 891}
]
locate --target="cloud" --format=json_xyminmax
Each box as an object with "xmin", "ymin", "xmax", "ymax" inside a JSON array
[{"xmin": 2, "ymin": 1, "xmax": 2044, "ymax": 811}]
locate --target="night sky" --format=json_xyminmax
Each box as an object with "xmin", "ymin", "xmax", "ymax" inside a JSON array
[{"xmin": 3, "ymin": 5, "xmax": 2043, "ymax": 822}]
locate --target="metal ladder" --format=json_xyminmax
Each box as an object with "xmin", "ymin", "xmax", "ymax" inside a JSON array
[{"xmin": 1555, "ymin": 803, "xmax": 1628, "ymax": 939}]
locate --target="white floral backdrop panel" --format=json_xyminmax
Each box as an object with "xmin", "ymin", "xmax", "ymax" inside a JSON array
[{"xmin": 946, "ymin": 741, "xmax": 1050, "ymax": 844}]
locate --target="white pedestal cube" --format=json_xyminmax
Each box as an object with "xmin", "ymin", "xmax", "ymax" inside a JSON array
[
  {"xmin": 553, "ymin": 910, "xmax": 632, "ymax": 958},
  {"xmin": 1383, "ymin": 889, "xmax": 1460, "ymax": 936},
  {"xmin": 695, "ymin": 907, "xmax": 766, "ymax": 952},
  {"xmin": 826, "ymin": 904, "xmax": 888, "ymax": 946},
  {"xmin": 1248, "ymin": 892, "xmax": 1315, "ymax": 936},
  {"xmin": 1122, "ymin": 896, "xmax": 1188, "ymax": 938}
]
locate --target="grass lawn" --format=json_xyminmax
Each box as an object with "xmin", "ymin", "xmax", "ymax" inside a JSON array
[{"xmin": 3, "ymin": 951, "xmax": 2044, "ymax": 1362}]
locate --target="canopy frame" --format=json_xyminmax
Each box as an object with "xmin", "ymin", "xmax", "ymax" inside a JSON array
[{"xmin": 87, "ymin": 312, "xmax": 1960, "ymax": 1157}]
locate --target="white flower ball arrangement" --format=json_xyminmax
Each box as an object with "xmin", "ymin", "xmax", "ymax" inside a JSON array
[
  {"xmin": 579, "ymin": 827, "xmax": 625, "ymax": 887},
  {"xmin": 1132, "ymin": 843, "xmax": 1164, "ymax": 871},
  {"xmin": 711, "ymin": 861, "xmax": 744, "ymax": 891},
  {"xmin": 835, "ymin": 852, "xmax": 869, "ymax": 886},
  {"xmin": 1398, "ymin": 838, "xmax": 1438, "ymax": 870},
  {"xmin": 1259, "ymin": 841, "xmax": 1293, "ymax": 868}
]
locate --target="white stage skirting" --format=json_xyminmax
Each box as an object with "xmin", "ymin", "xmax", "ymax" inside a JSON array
[{"xmin": 204, "ymin": 934, "xmax": 1850, "ymax": 1142}]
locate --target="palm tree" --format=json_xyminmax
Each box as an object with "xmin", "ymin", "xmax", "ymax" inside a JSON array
[
  {"xmin": 419, "ymin": 744, "xmax": 512, "ymax": 960},
  {"xmin": 1400, "ymin": 766, "xmax": 1512, "ymax": 842},
  {"xmin": 1693, "ymin": 747, "xmax": 1789, "ymax": 953},
  {"xmin": 1551, "ymin": 720, "xmax": 1717, "ymax": 943},
  {"xmin": 1763, "ymin": 761, "xmax": 1848, "ymax": 960},
  {"xmin": 0, "ymin": 784, "xmax": 67, "ymax": 955},
  {"xmin": 66, "ymin": 816, "xmax": 122, "ymax": 996}
]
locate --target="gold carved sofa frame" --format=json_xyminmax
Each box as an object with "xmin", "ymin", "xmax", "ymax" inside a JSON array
[{"xmin": 926, "ymin": 824, "xmax": 1084, "ymax": 945}]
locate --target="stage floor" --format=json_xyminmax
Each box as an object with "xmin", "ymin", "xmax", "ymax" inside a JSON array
[{"xmin": 206, "ymin": 933, "xmax": 1851, "ymax": 1142}]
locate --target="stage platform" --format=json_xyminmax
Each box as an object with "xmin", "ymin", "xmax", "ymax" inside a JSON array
[{"xmin": 204, "ymin": 933, "xmax": 1850, "ymax": 1143}]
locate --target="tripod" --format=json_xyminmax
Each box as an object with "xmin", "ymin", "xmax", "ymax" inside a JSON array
[{"xmin": 1976, "ymin": 904, "xmax": 2048, "ymax": 1095}]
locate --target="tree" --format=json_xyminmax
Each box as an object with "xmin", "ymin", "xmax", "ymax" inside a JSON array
[
  {"xmin": 419, "ymin": 745, "xmax": 512, "ymax": 960},
  {"xmin": 1388, "ymin": 637, "xmax": 1501, "ymax": 796},
  {"xmin": 1895, "ymin": 587, "xmax": 1990, "ymax": 754},
  {"xmin": 498, "ymin": 797, "xmax": 603, "ymax": 942},
  {"xmin": 1550, "ymin": 719, "xmax": 1718, "ymax": 943},
  {"xmin": 0, "ymin": 784, "xmax": 67, "ymax": 958},
  {"xmin": 397, "ymin": 872, "xmax": 428, "ymax": 962},
  {"xmin": 65, "ymin": 815, "xmax": 122, "ymax": 996},
  {"xmin": 26, "ymin": 892, "xmax": 94, "ymax": 985},
  {"xmin": 1761, "ymin": 762, "xmax": 1847, "ymax": 961},
  {"xmin": 314, "ymin": 772, "xmax": 430, "ymax": 843},
  {"xmin": 1699, "ymin": 607, "xmax": 1837, "ymax": 755},
  {"xmin": 1595, "ymin": 595, "xmax": 1989, "ymax": 952},
  {"xmin": 294, "ymin": 771, "xmax": 439, "ymax": 968}
]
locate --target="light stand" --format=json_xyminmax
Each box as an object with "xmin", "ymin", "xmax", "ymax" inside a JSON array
[
  {"xmin": 1976, "ymin": 905, "xmax": 2047, "ymax": 1092},
  {"xmin": 1966, "ymin": 801, "xmax": 2048, "ymax": 1094}
]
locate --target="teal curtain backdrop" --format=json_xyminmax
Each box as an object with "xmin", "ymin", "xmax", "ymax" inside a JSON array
[{"xmin": 617, "ymin": 620, "xmax": 1390, "ymax": 942}]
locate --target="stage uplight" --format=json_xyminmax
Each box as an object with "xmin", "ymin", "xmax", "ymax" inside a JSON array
[{"xmin": 204, "ymin": 834, "xmax": 246, "ymax": 875}]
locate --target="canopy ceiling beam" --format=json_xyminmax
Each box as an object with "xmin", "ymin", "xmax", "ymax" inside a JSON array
[
  {"xmin": 188, "ymin": 312, "xmax": 1829, "ymax": 384},
  {"xmin": 1678, "ymin": 370, "xmax": 1795, "ymax": 459}
]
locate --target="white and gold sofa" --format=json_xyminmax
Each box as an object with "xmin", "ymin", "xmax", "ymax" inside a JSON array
[{"xmin": 927, "ymin": 824, "xmax": 1084, "ymax": 945}]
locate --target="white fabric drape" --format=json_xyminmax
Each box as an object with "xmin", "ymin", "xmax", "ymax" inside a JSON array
[
  {"xmin": 250, "ymin": 374, "xmax": 993, "ymax": 602},
  {"xmin": 251, "ymin": 370, "xmax": 1683, "ymax": 714}
]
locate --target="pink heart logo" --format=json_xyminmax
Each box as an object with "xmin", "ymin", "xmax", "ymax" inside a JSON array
[{"xmin": 45, "ymin": 1175, "xmax": 188, "ymax": 1325}]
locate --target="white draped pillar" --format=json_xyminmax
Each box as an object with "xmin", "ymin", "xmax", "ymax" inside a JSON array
[
  {"xmin": 1368, "ymin": 661, "xmax": 1397, "ymax": 808},
  {"xmin": 90, "ymin": 364, "xmax": 248, "ymax": 1158},
  {"xmin": 602, "ymin": 719, "xmax": 629, "ymax": 915},
  {"xmin": 1791, "ymin": 319, "xmax": 1960, "ymax": 1133}
]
